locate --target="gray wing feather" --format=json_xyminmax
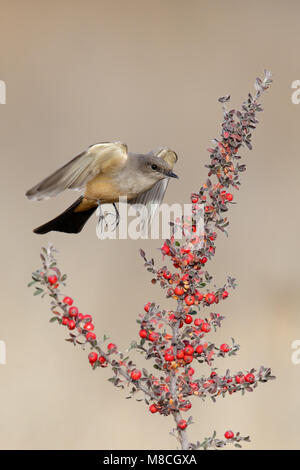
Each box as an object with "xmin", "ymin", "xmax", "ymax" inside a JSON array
[
  {"xmin": 26, "ymin": 152, "xmax": 90, "ymax": 200},
  {"xmin": 26, "ymin": 142, "xmax": 127, "ymax": 201},
  {"xmin": 131, "ymin": 178, "xmax": 169, "ymax": 230}
]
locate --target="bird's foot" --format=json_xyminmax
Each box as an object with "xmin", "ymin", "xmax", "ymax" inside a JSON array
[
  {"xmin": 96, "ymin": 200, "xmax": 109, "ymax": 231},
  {"xmin": 96, "ymin": 201, "xmax": 119, "ymax": 232}
]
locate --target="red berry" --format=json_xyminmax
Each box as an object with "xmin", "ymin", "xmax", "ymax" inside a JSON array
[
  {"xmin": 48, "ymin": 275, "xmax": 58, "ymax": 285},
  {"xmin": 61, "ymin": 316, "xmax": 69, "ymax": 326},
  {"xmin": 67, "ymin": 319, "xmax": 76, "ymax": 330},
  {"xmin": 99, "ymin": 356, "xmax": 106, "ymax": 364},
  {"xmin": 191, "ymin": 196, "xmax": 199, "ymax": 203},
  {"xmin": 235, "ymin": 374, "xmax": 245, "ymax": 384},
  {"xmin": 195, "ymin": 291, "xmax": 204, "ymax": 301},
  {"xmin": 83, "ymin": 314, "xmax": 93, "ymax": 321},
  {"xmin": 194, "ymin": 318, "xmax": 203, "ymax": 327},
  {"xmin": 184, "ymin": 345, "xmax": 194, "ymax": 356},
  {"xmin": 245, "ymin": 373, "xmax": 255, "ymax": 383},
  {"xmin": 149, "ymin": 332, "xmax": 158, "ymax": 342},
  {"xmin": 139, "ymin": 329, "xmax": 147, "ymax": 339},
  {"xmin": 86, "ymin": 332, "xmax": 96, "ymax": 341},
  {"xmin": 184, "ymin": 253, "xmax": 194, "ymax": 264},
  {"xmin": 176, "ymin": 350, "xmax": 184, "ymax": 360},
  {"xmin": 226, "ymin": 193, "xmax": 233, "ymax": 202},
  {"xmin": 63, "ymin": 296, "xmax": 73, "ymax": 306},
  {"xmin": 185, "ymin": 315, "xmax": 193, "ymax": 324},
  {"xmin": 191, "ymin": 236, "xmax": 200, "ymax": 245},
  {"xmin": 201, "ymin": 257, "xmax": 208, "ymax": 264},
  {"xmin": 174, "ymin": 286, "xmax": 185, "ymax": 296},
  {"xmin": 222, "ymin": 290, "xmax": 229, "ymax": 299},
  {"xmin": 78, "ymin": 313, "xmax": 84, "ymax": 321},
  {"xmin": 181, "ymin": 402, "xmax": 192, "ymax": 411},
  {"xmin": 84, "ymin": 322, "xmax": 94, "ymax": 331},
  {"xmin": 196, "ymin": 345, "xmax": 204, "ymax": 354},
  {"xmin": 165, "ymin": 353, "xmax": 175, "ymax": 362},
  {"xmin": 201, "ymin": 322, "xmax": 211, "ymax": 333},
  {"xmin": 88, "ymin": 352, "xmax": 98, "ymax": 365},
  {"xmin": 188, "ymin": 367, "xmax": 195, "ymax": 376},
  {"xmin": 184, "ymin": 355, "xmax": 193, "ymax": 363},
  {"xmin": 185, "ymin": 295, "xmax": 195, "ymax": 306},
  {"xmin": 107, "ymin": 343, "xmax": 117, "ymax": 351},
  {"xmin": 177, "ymin": 419, "xmax": 187, "ymax": 430},
  {"xmin": 69, "ymin": 306, "xmax": 78, "ymax": 317},
  {"xmin": 144, "ymin": 302, "xmax": 151, "ymax": 312},
  {"xmin": 163, "ymin": 271, "xmax": 172, "ymax": 280},
  {"xmin": 131, "ymin": 369, "xmax": 142, "ymax": 380},
  {"xmin": 220, "ymin": 343, "xmax": 230, "ymax": 353},
  {"xmin": 161, "ymin": 243, "xmax": 170, "ymax": 255},
  {"xmin": 149, "ymin": 404, "xmax": 158, "ymax": 413},
  {"xmin": 205, "ymin": 293, "xmax": 215, "ymax": 304},
  {"xmin": 224, "ymin": 430, "xmax": 234, "ymax": 439}
]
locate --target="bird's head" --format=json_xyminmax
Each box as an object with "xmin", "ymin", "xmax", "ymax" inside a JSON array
[{"xmin": 141, "ymin": 155, "xmax": 178, "ymax": 182}]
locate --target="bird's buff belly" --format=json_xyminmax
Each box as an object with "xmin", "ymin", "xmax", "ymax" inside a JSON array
[{"xmin": 75, "ymin": 175, "xmax": 138, "ymax": 211}]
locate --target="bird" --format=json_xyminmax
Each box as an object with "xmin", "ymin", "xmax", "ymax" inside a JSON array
[{"xmin": 26, "ymin": 141, "xmax": 178, "ymax": 234}]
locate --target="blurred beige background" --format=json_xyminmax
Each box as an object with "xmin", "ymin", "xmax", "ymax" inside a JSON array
[{"xmin": 0, "ymin": 0, "xmax": 300, "ymax": 450}]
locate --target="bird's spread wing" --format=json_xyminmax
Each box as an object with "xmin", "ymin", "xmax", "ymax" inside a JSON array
[
  {"xmin": 131, "ymin": 148, "xmax": 178, "ymax": 230},
  {"xmin": 26, "ymin": 142, "xmax": 128, "ymax": 200}
]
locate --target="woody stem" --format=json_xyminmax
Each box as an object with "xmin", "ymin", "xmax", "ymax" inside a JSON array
[{"xmin": 169, "ymin": 299, "xmax": 190, "ymax": 450}]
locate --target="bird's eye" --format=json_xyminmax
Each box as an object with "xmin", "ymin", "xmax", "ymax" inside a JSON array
[{"xmin": 151, "ymin": 164, "xmax": 158, "ymax": 170}]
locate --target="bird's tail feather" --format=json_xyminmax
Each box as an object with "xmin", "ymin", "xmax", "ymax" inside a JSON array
[{"xmin": 33, "ymin": 196, "xmax": 97, "ymax": 234}]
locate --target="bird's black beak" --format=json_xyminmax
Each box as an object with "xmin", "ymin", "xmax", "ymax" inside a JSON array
[{"xmin": 166, "ymin": 170, "xmax": 179, "ymax": 179}]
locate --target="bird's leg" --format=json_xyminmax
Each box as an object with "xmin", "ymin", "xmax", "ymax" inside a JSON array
[
  {"xmin": 96, "ymin": 200, "xmax": 120, "ymax": 232},
  {"xmin": 113, "ymin": 203, "xmax": 120, "ymax": 228},
  {"xmin": 102, "ymin": 203, "xmax": 120, "ymax": 231},
  {"xmin": 96, "ymin": 200, "xmax": 109, "ymax": 231}
]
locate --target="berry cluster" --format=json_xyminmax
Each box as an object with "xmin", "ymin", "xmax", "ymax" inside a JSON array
[{"xmin": 59, "ymin": 297, "xmax": 96, "ymax": 339}]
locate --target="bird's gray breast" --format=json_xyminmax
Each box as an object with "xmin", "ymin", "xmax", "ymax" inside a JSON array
[{"xmin": 112, "ymin": 154, "xmax": 157, "ymax": 197}]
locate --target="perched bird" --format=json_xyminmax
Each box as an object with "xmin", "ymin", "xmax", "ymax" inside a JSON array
[{"xmin": 26, "ymin": 142, "xmax": 178, "ymax": 234}]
